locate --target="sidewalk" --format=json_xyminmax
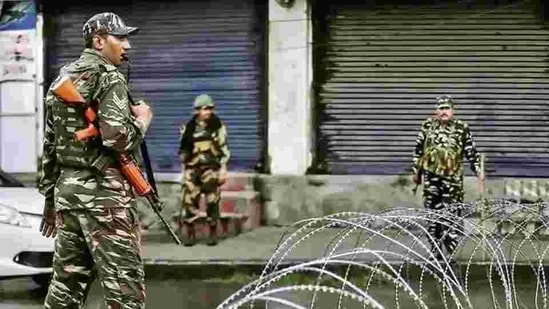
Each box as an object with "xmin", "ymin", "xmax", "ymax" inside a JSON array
[
  {"xmin": 142, "ymin": 227, "xmax": 289, "ymax": 266},
  {"xmin": 142, "ymin": 225, "xmax": 549, "ymax": 276},
  {"xmin": 142, "ymin": 226, "xmax": 414, "ymax": 266}
]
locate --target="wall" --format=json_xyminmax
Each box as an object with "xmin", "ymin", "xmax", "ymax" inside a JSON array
[
  {"xmin": 256, "ymin": 175, "xmax": 547, "ymax": 226},
  {"xmin": 0, "ymin": 1, "xmax": 41, "ymax": 174},
  {"xmin": 0, "ymin": 82, "xmax": 37, "ymax": 173},
  {"xmin": 139, "ymin": 173, "xmax": 548, "ymax": 231},
  {"xmin": 267, "ymin": 0, "xmax": 313, "ymax": 175}
]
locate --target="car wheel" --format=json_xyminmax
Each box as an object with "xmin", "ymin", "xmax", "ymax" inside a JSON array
[{"xmin": 32, "ymin": 274, "xmax": 52, "ymax": 288}]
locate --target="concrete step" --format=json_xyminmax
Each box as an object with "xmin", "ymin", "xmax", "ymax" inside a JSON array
[
  {"xmin": 220, "ymin": 191, "xmax": 262, "ymax": 230},
  {"xmin": 219, "ymin": 172, "xmax": 257, "ymax": 192}
]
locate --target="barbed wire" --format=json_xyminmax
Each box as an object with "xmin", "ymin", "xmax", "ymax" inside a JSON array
[{"xmin": 219, "ymin": 199, "xmax": 549, "ymax": 308}]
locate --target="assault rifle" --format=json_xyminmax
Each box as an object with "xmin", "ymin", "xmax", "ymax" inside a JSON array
[{"xmin": 52, "ymin": 76, "xmax": 181, "ymax": 245}]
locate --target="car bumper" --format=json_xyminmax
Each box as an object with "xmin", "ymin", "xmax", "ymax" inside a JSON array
[{"xmin": 0, "ymin": 213, "xmax": 54, "ymax": 277}]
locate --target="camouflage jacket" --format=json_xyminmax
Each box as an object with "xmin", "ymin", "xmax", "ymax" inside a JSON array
[
  {"xmin": 178, "ymin": 114, "xmax": 230, "ymax": 168},
  {"xmin": 412, "ymin": 117, "xmax": 481, "ymax": 181},
  {"xmin": 38, "ymin": 49, "xmax": 146, "ymax": 211}
]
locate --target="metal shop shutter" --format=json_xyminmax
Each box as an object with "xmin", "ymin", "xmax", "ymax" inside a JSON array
[
  {"xmin": 44, "ymin": 0, "xmax": 266, "ymax": 172},
  {"xmin": 313, "ymin": 0, "xmax": 549, "ymax": 176}
]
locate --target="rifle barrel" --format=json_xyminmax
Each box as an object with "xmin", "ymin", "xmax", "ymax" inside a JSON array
[
  {"xmin": 143, "ymin": 191, "xmax": 181, "ymax": 245},
  {"xmin": 144, "ymin": 195, "xmax": 181, "ymax": 245}
]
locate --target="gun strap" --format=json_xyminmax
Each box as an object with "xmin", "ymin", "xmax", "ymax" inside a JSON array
[
  {"xmin": 140, "ymin": 141, "xmax": 157, "ymax": 193},
  {"xmin": 124, "ymin": 59, "xmax": 157, "ymax": 194}
]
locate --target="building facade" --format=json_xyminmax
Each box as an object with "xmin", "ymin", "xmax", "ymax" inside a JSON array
[
  {"xmin": 311, "ymin": 0, "xmax": 549, "ymax": 177},
  {"xmin": 2, "ymin": 0, "xmax": 549, "ymax": 180},
  {"xmin": 43, "ymin": 0, "xmax": 268, "ymax": 173}
]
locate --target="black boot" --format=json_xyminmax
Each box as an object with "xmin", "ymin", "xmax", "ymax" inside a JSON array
[
  {"xmin": 207, "ymin": 222, "xmax": 218, "ymax": 246},
  {"xmin": 183, "ymin": 222, "xmax": 196, "ymax": 247}
]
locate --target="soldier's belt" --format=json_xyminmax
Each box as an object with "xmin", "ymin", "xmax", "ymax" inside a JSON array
[{"xmin": 91, "ymin": 153, "xmax": 117, "ymax": 174}]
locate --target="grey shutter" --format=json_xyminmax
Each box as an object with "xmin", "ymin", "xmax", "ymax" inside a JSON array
[
  {"xmin": 44, "ymin": 0, "xmax": 266, "ymax": 172},
  {"xmin": 314, "ymin": 1, "xmax": 549, "ymax": 176}
]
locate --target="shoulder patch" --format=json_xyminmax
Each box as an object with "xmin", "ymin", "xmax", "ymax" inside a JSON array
[
  {"xmin": 112, "ymin": 90, "xmax": 129, "ymax": 110},
  {"xmin": 422, "ymin": 117, "xmax": 434, "ymax": 127},
  {"xmin": 454, "ymin": 119, "xmax": 467, "ymax": 128}
]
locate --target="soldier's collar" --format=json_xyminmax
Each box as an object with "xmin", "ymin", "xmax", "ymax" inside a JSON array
[
  {"xmin": 436, "ymin": 118, "xmax": 455, "ymax": 127},
  {"xmin": 81, "ymin": 48, "xmax": 116, "ymax": 67}
]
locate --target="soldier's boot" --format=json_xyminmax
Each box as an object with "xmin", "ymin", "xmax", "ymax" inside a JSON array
[
  {"xmin": 183, "ymin": 221, "xmax": 196, "ymax": 247},
  {"xmin": 207, "ymin": 221, "xmax": 218, "ymax": 246}
]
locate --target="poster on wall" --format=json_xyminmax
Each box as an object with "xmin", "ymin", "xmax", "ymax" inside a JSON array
[{"xmin": 0, "ymin": 0, "xmax": 36, "ymax": 82}]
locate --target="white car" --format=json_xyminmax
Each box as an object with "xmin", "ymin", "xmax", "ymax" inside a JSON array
[{"xmin": 0, "ymin": 169, "xmax": 54, "ymax": 287}]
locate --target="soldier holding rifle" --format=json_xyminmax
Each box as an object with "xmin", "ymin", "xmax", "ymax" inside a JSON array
[
  {"xmin": 412, "ymin": 95, "xmax": 484, "ymax": 260},
  {"xmin": 39, "ymin": 12, "xmax": 151, "ymax": 308}
]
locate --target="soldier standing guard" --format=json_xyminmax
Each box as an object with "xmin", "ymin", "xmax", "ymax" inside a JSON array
[
  {"xmin": 178, "ymin": 94, "xmax": 230, "ymax": 246},
  {"xmin": 38, "ymin": 12, "xmax": 152, "ymax": 309},
  {"xmin": 412, "ymin": 95, "xmax": 484, "ymax": 260}
]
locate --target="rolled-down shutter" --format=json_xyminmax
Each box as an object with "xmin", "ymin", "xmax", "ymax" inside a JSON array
[
  {"xmin": 44, "ymin": 0, "xmax": 266, "ymax": 172},
  {"xmin": 314, "ymin": 1, "xmax": 549, "ymax": 176}
]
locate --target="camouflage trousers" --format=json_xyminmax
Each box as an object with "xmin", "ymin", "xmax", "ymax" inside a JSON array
[
  {"xmin": 181, "ymin": 166, "xmax": 220, "ymax": 222},
  {"xmin": 423, "ymin": 171, "xmax": 464, "ymax": 256},
  {"xmin": 45, "ymin": 207, "xmax": 145, "ymax": 309}
]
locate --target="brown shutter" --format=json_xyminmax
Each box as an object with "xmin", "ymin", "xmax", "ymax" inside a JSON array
[{"xmin": 314, "ymin": 1, "xmax": 549, "ymax": 176}]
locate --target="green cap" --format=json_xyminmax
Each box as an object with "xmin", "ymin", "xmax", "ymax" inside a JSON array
[
  {"xmin": 83, "ymin": 12, "xmax": 139, "ymax": 41},
  {"xmin": 436, "ymin": 95, "xmax": 454, "ymax": 109},
  {"xmin": 193, "ymin": 94, "xmax": 215, "ymax": 109}
]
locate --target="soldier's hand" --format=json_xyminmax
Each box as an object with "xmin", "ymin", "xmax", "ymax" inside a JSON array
[
  {"xmin": 219, "ymin": 165, "xmax": 228, "ymax": 185},
  {"xmin": 412, "ymin": 174, "xmax": 420, "ymax": 185},
  {"xmin": 39, "ymin": 207, "xmax": 58, "ymax": 238},
  {"xmin": 130, "ymin": 102, "xmax": 153, "ymax": 132}
]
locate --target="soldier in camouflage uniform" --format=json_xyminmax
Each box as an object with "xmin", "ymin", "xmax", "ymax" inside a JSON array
[
  {"xmin": 178, "ymin": 94, "xmax": 230, "ymax": 246},
  {"xmin": 412, "ymin": 95, "xmax": 484, "ymax": 260},
  {"xmin": 38, "ymin": 12, "xmax": 152, "ymax": 309}
]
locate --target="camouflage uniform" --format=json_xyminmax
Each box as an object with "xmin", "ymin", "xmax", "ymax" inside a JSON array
[
  {"xmin": 412, "ymin": 96, "xmax": 481, "ymax": 257},
  {"xmin": 178, "ymin": 94, "xmax": 230, "ymax": 244},
  {"xmin": 38, "ymin": 13, "xmax": 146, "ymax": 309}
]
